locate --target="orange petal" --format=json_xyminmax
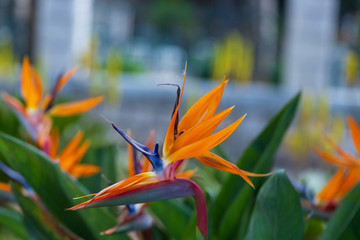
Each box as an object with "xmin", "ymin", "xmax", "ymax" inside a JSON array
[
  {"xmin": 199, "ymin": 76, "xmax": 228, "ymax": 123},
  {"xmin": 2, "ymin": 92, "xmax": 27, "ymax": 117},
  {"xmin": 176, "ymin": 168, "xmax": 197, "ymax": 179},
  {"xmin": 127, "ymin": 131, "xmax": 136, "ymax": 177},
  {"xmin": 20, "ymin": 57, "xmax": 42, "ymax": 108},
  {"xmin": 49, "ymin": 129, "xmax": 60, "ymax": 159},
  {"xmin": 347, "ymin": 116, "xmax": 360, "ymax": 157},
  {"xmin": 59, "ymin": 131, "xmax": 84, "ymax": 159},
  {"xmin": 167, "ymin": 114, "xmax": 246, "ymax": 162},
  {"xmin": 177, "ymin": 77, "xmax": 228, "ymax": 133},
  {"xmin": 195, "ymin": 151, "xmax": 255, "ymax": 188},
  {"xmin": 142, "ymin": 131, "xmax": 155, "ymax": 172},
  {"xmin": 54, "ymin": 67, "xmax": 78, "ymax": 95},
  {"xmin": 68, "ymin": 164, "xmax": 100, "ymax": 178},
  {"xmin": 61, "ymin": 140, "xmax": 90, "ymax": 171},
  {"xmin": 324, "ymin": 136, "xmax": 360, "ymax": 167},
  {"xmin": 316, "ymin": 168, "xmax": 346, "ymax": 204},
  {"xmin": 31, "ymin": 67, "xmax": 43, "ymax": 105},
  {"xmin": 314, "ymin": 148, "xmax": 356, "ymax": 168},
  {"xmin": 49, "ymin": 96, "xmax": 104, "ymax": 116},
  {"xmin": 68, "ymin": 173, "xmax": 158, "ymax": 210},
  {"xmin": 41, "ymin": 94, "xmax": 52, "ymax": 111},
  {"xmin": 170, "ymin": 106, "xmax": 234, "ymax": 153},
  {"xmin": 137, "ymin": 131, "xmax": 155, "ymax": 172},
  {"xmin": 20, "ymin": 57, "xmax": 32, "ymax": 105},
  {"xmin": 163, "ymin": 64, "xmax": 186, "ymax": 156},
  {"xmin": 240, "ymin": 170, "xmax": 273, "ymax": 177},
  {"xmin": 335, "ymin": 168, "xmax": 360, "ymax": 199},
  {"xmin": 68, "ymin": 199, "xmax": 92, "ymax": 210},
  {"xmin": 146, "ymin": 130, "xmax": 155, "ymax": 151},
  {"xmin": 88, "ymin": 172, "xmax": 157, "ymax": 204},
  {"xmin": 0, "ymin": 182, "xmax": 11, "ymax": 193}
]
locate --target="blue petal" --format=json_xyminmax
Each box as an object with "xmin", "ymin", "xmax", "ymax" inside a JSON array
[
  {"xmin": 127, "ymin": 204, "xmax": 136, "ymax": 216},
  {"xmin": 0, "ymin": 161, "xmax": 33, "ymax": 193}
]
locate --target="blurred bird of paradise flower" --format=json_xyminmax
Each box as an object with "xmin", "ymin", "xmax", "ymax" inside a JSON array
[
  {"xmin": 48, "ymin": 129, "xmax": 100, "ymax": 179},
  {"xmin": 285, "ymin": 94, "xmax": 345, "ymax": 166},
  {"xmin": 69, "ymin": 66, "xmax": 270, "ymax": 238},
  {"xmin": 314, "ymin": 116, "xmax": 360, "ymax": 209},
  {"xmin": 2, "ymin": 56, "xmax": 104, "ymax": 152}
]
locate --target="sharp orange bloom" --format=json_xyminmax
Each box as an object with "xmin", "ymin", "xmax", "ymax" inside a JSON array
[
  {"xmin": 315, "ymin": 116, "xmax": 360, "ymax": 209},
  {"xmin": 70, "ymin": 65, "xmax": 270, "ymax": 238},
  {"xmin": 48, "ymin": 130, "xmax": 100, "ymax": 179},
  {"xmin": 2, "ymin": 57, "xmax": 104, "ymax": 150}
]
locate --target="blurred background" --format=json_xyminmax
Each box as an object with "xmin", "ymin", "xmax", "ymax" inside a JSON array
[{"xmin": 1, "ymin": 0, "xmax": 360, "ymax": 179}]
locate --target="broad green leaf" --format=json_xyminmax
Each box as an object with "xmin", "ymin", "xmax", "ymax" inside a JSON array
[
  {"xmin": 0, "ymin": 101, "xmax": 22, "ymax": 139},
  {"xmin": 151, "ymin": 224, "xmax": 171, "ymax": 240},
  {"xmin": 0, "ymin": 132, "xmax": 127, "ymax": 240},
  {"xmin": 0, "ymin": 206, "xmax": 27, "ymax": 239},
  {"xmin": 79, "ymin": 145, "xmax": 118, "ymax": 193},
  {"xmin": 245, "ymin": 170, "xmax": 304, "ymax": 240},
  {"xmin": 212, "ymin": 93, "xmax": 301, "ymax": 239},
  {"xmin": 321, "ymin": 181, "xmax": 360, "ymax": 240},
  {"xmin": 182, "ymin": 209, "xmax": 198, "ymax": 240},
  {"xmin": 11, "ymin": 183, "xmax": 69, "ymax": 240},
  {"xmin": 148, "ymin": 199, "xmax": 193, "ymax": 240}
]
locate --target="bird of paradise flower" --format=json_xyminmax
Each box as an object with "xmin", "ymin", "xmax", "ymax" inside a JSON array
[
  {"xmin": 1, "ymin": 57, "xmax": 103, "ymax": 181},
  {"xmin": 97, "ymin": 130, "xmax": 197, "ymax": 237},
  {"xmin": 314, "ymin": 116, "xmax": 360, "ymax": 210},
  {"xmin": 69, "ymin": 66, "xmax": 270, "ymax": 238},
  {"xmin": 48, "ymin": 129, "xmax": 100, "ymax": 179},
  {"xmin": 2, "ymin": 57, "xmax": 104, "ymax": 152},
  {"xmin": 100, "ymin": 131, "xmax": 156, "ymax": 237}
]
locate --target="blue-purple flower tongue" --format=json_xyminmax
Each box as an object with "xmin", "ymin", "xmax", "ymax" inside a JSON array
[
  {"xmin": 111, "ymin": 123, "xmax": 163, "ymax": 173},
  {"xmin": 0, "ymin": 161, "xmax": 33, "ymax": 193}
]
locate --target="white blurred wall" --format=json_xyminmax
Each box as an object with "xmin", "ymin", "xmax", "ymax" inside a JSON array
[
  {"xmin": 35, "ymin": 0, "xmax": 93, "ymax": 82},
  {"xmin": 283, "ymin": 0, "xmax": 338, "ymax": 90}
]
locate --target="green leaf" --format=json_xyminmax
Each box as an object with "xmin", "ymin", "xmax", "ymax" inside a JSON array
[
  {"xmin": 79, "ymin": 145, "xmax": 118, "ymax": 193},
  {"xmin": 0, "ymin": 132, "xmax": 126, "ymax": 240},
  {"xmin": 182, "ymin": 209, "xmax": 198, "ymax": 240},
  {"xmin": 304, "ymin": 218, "xmax": 326, "ymax": 240},
  {"xmin": 320, "ymin": 181, "xmax": 360, "ymax": 240},
  {"xmin": 11, "ymin": 183, "xmax": 68, "ymax": 240},
  {"xmin": 0, "ymin": 206, "xmax": 27, "ymax": 239},
  {"xmin": 148, "ymin": 199, "xmax": 193, "ymax": 240},
  {"xmin": 0, "ymin": 100, "xmax": 22, "ymax": 139},
  {"xmin": 211, "ymin": 93, "xmax": 301, "ymax": 239},
  {"xmin": 245, "ymin": 170, "xmax": 304, "ymax": 240}
]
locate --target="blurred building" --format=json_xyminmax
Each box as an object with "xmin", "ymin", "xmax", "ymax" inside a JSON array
[{"xmin": 1, "ymin": 0, "xmax": 359, "ymax": 88}]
